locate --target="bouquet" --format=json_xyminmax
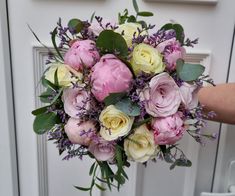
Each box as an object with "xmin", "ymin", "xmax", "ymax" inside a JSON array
[{"xmin": 32, "ymin": 0, "xmax": 216, "ymax": 194}]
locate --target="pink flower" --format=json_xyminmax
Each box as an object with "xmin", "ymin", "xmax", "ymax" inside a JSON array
[
  {"xmin": 180, "ymin": 82, "xmax": 199, "ymax": 110},
  {"xmin": 152, "ymin": 112, "xmax": 186, "ymax": 145},
  {"xmin": 157, "ymin": 38, "xmax": 186, "ymax": 71},
  {"xmin": 91, "ymin": 54, "xmax": 133, "ymax": 102},
  {"xmin": 62, "ymin": 87, "xmax": 92, "ymax": 118},
  {"xmin": 89, "ymin": 19, "xmax": 116, "ymax": 36},
  {"xmin": 140, "ymin": 72, "xmax": 181, "ymax": 117},
  {"xmin": 88, "ymin": 139, "xmax": 116, "ymax": 161},
  {"xmin": 64, "ymin": 118, "xmax": 96, "ymax": 146},
  {"xmin": 64, "ymin": 40, "xmax": 100, "ymax": 70}
]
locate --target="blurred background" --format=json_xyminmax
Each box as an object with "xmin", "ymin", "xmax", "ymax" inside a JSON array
[{"xmin": 0, "ymin": 0, "xmax": 235, "ymax": 196}]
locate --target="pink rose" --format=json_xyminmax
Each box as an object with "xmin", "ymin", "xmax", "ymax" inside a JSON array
[
  {"xmin": 88, "ymin": 139, "xmax": 116, "ymax": 161},
  {"xmin": 89, "ymin": 19, "xmax": 116, "ymax": 36},
  {"xmin": 62, "ymin": 87, "xmax": 92, "ymax": 118},
  {"xmin": 152, "ymin": 112, "xmax": 185, "ymax": 145},
  {"xmin": 157, "ymin": 38, "xmax": 186, "ymax": 71},
  {"xmin": 180, "ymin": 82, "xmax": 199, "ymax": 110},
  {"xmin": 64, "ymin": 118, "xmax": 96, "ymax": 146},
  {"xmin": 91, "ymin": 54, "xmax": 133, "ymax": 102},
  {"xmin": 64, "ymin": 40, "xmax": 100, "ymax": 70},
  {"xmin": 140, "ymin": 72, "xmax": 181, "ymax": 117}
]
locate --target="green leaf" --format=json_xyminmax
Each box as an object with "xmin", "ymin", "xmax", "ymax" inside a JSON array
[
  {"xmin": 118, "ymin": 9, "xmax": 129, "ymax": 24},
  {"xmin": 39, "ymin": 88, "xmax": 54, "ymax": 103},
  {"xmin": 132, "ymin": 0, "xmax": 139, "ymax": 13},
  {"xmin": 95, "ymin": 183, "xmax": 106, "ymax": 191},
  {"xmin": 41, "ymin": 76, "xmax": 59, "ymax": 91},
  {"xmin": 54, "ymin": 68, "xmax": 59, "ymax": 86},
  {"xmin": 164, "ymin": 153, "xmax": 174, "ymax": 163},
  {"xmin": 137, "ymin": 20, "xmax": 147, "ymax": 29},
  {"xmin": 32, "ymin": 105, "xmax": 49, "ymax": 116},
  {"xmin": 51, "ymin": 27, "xmax": 64, "ymax": 60},
  {"xmin": 96, "ymin": 30, "xmax": 128, "ymax": 58},
  {"xmin": 170, "ymin": 158, "xmax": 192, "ymax": 170},
  {"xmin": 74, "ymin": 186, "xmax": 91, "ymax": 191},
  {"xmin": 104, "ymin": 92, "xmax": 126, "ymax": 106},
  {"xmin": 50, "ymin": 88, "xmax": 63, "ymax": 105},
  {"xmin": 68, "ymin": 18, "xmax": 84, "ymax": 34},
  {"xmin": 127, "ymin": 15, "xmax": 136, "ymax": 23},
  {"xmin": 132, "ymin": 117, "xmax": 152, "ymax": 129},
  {"xmin": 115, "ymin": 146, "xmax": 123, "ymax": 172},
  {"xmin": 161, "ymin": 23, "xmax": 184, "ymax": 44},
  {"xmin": 33, "ymin": 112, "xmax": 61, "ymax": 134},
  {"xmin": 176, "ymin": 59, "xmax": 205, "ymax": 81},
  {"xmin": 137, "ymin": 11, "xmax": 154, "ymax": 17},
  {"xmin": 89, "ymin": 162, "xmax": 96, "ymax": 176},
  {"xmin": 176, "ymin": 159, "xmax": 192, "ymax": 167},
  {"xmin": 115, "ymin": 98, "xmax": 140, "ymax": 116},
  {"xmin": 90, "ymin": 12, "xmax": 96, "ymax": 23}
]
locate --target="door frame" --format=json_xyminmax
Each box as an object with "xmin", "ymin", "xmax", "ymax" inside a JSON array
[{"xmin": 0, "ymin": 0, "xmax": 19, "ymax": 196}]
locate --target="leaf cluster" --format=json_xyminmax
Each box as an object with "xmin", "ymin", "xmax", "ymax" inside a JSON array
[{"xmin": 32, "ymin": 74, "xmax": 63, "ymax": 135}]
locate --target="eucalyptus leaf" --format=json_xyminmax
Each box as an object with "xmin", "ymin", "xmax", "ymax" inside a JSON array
[
  {"xmin": 176, "ymin": 59, "xmax": 205, "ymax": 81},
  {"xmin": 115, "ymin": 98, "xmax": 140, "ymax": 116},
  {"xmin": 68, "ymin": 18, "xmax": 84, "ymax": 34},
  {"xmin": 132, "ymin": 0, "xmax": 139, "ymax": 13},
  {"xmin": 161, "ymin": 23, "xmax": 184, "ymax": 44},
  {"xmin": 137, "ymin": 11, "xmax": 154, "ymax": 17},
  {"xmin": 104, "ymin": 92, "xmax": 126, "ymax": 106},
  {"xmin": 176, "ymin": 159, "xmax": 192, "ymax": 167},
  {"xmin": 96, "ymin": 30, "xmax": 128, "ymax": 58},
  {"xmin": 33, "ymin": 112, "xmax": 61, "ymax": 134}
]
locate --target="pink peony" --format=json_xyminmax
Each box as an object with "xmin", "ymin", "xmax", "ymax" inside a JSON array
[
  {"xmin": 64, "ymin": 39, "xmax": 100, "ymax": 70},
  {"xmin": 180, "ymin": 82, "xmax": 199, "ymax": 110},
  {"xmin": 91, "ymin": 54, "xmax": 133, "ymax": 102},
  {"xmin": 62, "ymin": 87, "xmax": 92, "ymax": 118},
  {"xmin": 140, "ymin": 72, "xmax": 181, "ymax": 117},
  {"xmin": 64, "ymin": 118, "xmax": 96, "ymax": 146},
  {"xmin": 88, "ymin": 139, "xmax": 116, "ymax": 161},
  {"xmin": 157, "ymin": 38, "xmax": 186, "ymax": 71},
  {"xmin": 89, "ymin": 19, "xmax": 116, "ymax": 36},
  {"xmin": 152, "ymin": 112, "xmax": 186, "ymax": 145}
]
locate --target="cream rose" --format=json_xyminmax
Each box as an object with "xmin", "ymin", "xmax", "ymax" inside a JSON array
[
  {"xmin": 124, "ymin": 124, "xmax": 156, "ymax": 163},
  {"xmin": 115, "ymin": 22, "xmax": 144, "ymax": 47},
  {"xmin": 99, "ymin": 105, "xmax": 134, "ymax": 141},
  {"xmin": 44, "ymin": 63, "xmax": 82, "ymax": 87},
  {"xmin": 130, "ymin": 43, "xmax": 165, "ymax": 75}
]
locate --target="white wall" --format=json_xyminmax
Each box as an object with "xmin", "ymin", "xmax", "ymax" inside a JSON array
[
  {"xmin": 6, "ymin": 0, "xmax": 235, "ymax": 196},
  {"xmin": 0, "ymin": 1, "xmax": 18, "ymax": 196}
]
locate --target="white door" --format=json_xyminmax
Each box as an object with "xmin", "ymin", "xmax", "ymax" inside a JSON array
[{"xmin": 6, "ymin": 0, "xmax": 235, "ymax": 196}]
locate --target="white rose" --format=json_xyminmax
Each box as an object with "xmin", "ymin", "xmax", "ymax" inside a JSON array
[
  {"xmin": 99, "ymin": 105, "xmax": 134, "ymax": 141},
  {"xmin": 124, "ymin": 124, "xmax": 156, "ymax": 163},
  {"xmin": 44, "ymin": 63, "xmax": 82, "ymax": 87},
  {"xmin": 115, "ymin": 23, "xmax": 146, "ymax": 47}
]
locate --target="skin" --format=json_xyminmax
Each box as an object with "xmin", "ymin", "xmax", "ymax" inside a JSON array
[{"xmin": 198, "ymin": 83, "xmax": 235, "ymax": 125}]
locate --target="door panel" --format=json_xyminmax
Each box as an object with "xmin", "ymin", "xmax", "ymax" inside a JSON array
[{"xmin": 8, "ymin": 0, "xmax": 235, "ymax": 196}]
